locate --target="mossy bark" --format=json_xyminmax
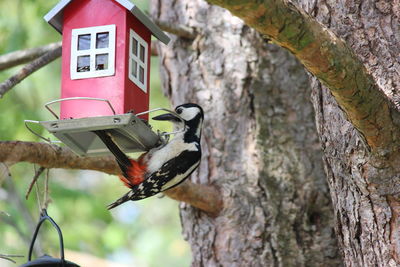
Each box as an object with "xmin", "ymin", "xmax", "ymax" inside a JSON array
[
  {"xmin": 301, "ymin": 0, "xmax": 400, "ymax": 265},
  {"xmin": 205, "ymin": 0, "xmax": 400, "ymax": 152}
]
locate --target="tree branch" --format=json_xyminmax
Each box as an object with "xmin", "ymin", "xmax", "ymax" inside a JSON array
[
  {"xmin": 155, "ymin": 20, "xmax": 196, "ymax": 39},
  {"xmin": 0, "ymin": 45, "xmax": 62, "ymax": 98},
  {"xmin": 207, "ymin": 0, "xmax": 399, "ymax": 152},
  {"xmin": 0, "ymin": 42, "xmax": 62, "ymax": 71},
  {"xmin": 166, "ymin": 182, "xmax": 222, "ymax": 216},
  {"xmin": 0, "ymin": 141, "xmax": 223, "ymax": 215},
  {"xmin": 0, "ymin": 141, "xmax": 119, "ymax": 174}
]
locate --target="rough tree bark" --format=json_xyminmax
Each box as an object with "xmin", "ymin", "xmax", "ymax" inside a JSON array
[
  {"xmin": 153, "ymin": 0, "xmax": 400, "ymax": 266},
  {"xmin": 152, "ymin": 1, "xmax": 340, "ymax": 266},
  {"xmin": 296, "ymin": 1, "xmax": 400, "ymax": 266}
]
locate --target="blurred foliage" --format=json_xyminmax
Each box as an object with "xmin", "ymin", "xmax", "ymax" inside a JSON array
[{"xmin": 0, "ymin": 1, "xmax": 190, "ymax": 266}]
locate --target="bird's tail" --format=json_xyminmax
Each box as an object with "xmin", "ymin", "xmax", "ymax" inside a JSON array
[
  {"xmin": 107, "ymin": 190, "xmax": 131, "ymax": 210},
  {"xmin": 108, "ymin": 174, "xmax": 165, "ymax": 209},
  {"xmin": 107, "ymin": 188, "xmax": 145, "ymax": 210}
]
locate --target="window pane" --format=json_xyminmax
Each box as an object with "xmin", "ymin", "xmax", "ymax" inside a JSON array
[
  {"xmin": 139, "ymin": 66, "xmax": 144, "ymax": 84},
  {"xmin": 131, "ymin": 60, "xmax": 137, "ymax": 78},
  {"xmin": 96, "ymin": 32, "xmax": 109, "ymax": 49},
  {"xmin": 77, "ymin": 55, "xmax": 90, "ymax": 72},
  {"xmin": 96, "ymin": 54, "xmax": 108, "ymax": 70},
  {"xmin": 140, "ymin": 44, "xmax": 145, "ymax": 63},
  {"xmin": 132, "ymin": 38, "xmax": 138, "ymax": 56},
  {"xmin": 78, "ymin": 34, "xmax": 91, "ymax": 50}
]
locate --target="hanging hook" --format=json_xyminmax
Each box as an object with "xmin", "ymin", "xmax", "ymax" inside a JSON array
[{"xmin": 28, "ymin": 209, "xmax": 65, "ymax": 263}]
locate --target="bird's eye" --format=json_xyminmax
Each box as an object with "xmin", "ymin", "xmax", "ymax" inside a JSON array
[{"xmin": 176, "ymin": 108, "xmax": 183, "ymax": 114}]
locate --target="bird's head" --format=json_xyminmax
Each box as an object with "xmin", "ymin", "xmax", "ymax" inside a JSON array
[{"xmin": 153, "ymin": 103, "xmax": 204, "ymax": 140}]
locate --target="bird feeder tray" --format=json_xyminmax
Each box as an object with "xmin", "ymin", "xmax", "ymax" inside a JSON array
[{"xmin": 39, "ymin": 113, "xmax": 160, "ymax": 157}]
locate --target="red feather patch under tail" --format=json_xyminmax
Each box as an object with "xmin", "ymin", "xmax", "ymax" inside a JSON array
[{"xmin": 118, "ymin": 155, "xmax": 147, "ymax": 188}]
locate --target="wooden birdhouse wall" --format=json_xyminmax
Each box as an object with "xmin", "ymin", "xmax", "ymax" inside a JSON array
[{"xmin": 59, "ymin": 0, "xmax": 151, "ymax": 120}]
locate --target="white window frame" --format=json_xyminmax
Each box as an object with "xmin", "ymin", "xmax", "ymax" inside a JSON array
[
  {"xmin": 128, "ymin": 29, "xmax": 148, "ymax": 93},
  {"xmin": 70, "ymin": 24, "xmax": 116, "ymax": 80}
]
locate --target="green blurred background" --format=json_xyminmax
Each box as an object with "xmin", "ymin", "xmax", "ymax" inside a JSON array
[{"xmin": 0, "ymin": 1, "xmax": 191, "ymax": 266}]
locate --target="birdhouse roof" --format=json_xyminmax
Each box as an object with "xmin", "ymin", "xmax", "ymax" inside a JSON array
[{"xmin": 44, "ymin": 0, "xmax": 170, "ymax": 44}]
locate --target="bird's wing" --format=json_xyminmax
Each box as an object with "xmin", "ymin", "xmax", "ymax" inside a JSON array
[{"xmin": 107, "ymin": 149, "xmax": 201, "ymax": 209}]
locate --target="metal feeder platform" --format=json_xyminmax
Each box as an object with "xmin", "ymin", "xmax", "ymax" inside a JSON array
[
  {"xmin": 25, "ymin": 98, "xmax": 163, "ymax": 157},
  {"xmin": 41, "ymin": 113, "xmax": 160, "ymax": 157}
]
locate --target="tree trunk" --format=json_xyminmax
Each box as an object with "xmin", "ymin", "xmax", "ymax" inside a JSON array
[
  {"xmin": 295, "ymin": 0, "xmax": 400, "ymax": 266},
  {"xmin": 151, "ymin": 1, "xmax": 341, "ymax": 266}
]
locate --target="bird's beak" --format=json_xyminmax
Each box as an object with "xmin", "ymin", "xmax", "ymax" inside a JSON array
[{"xmin": 152, "ymin": 113, "xmax": 182, "ymax": 122}]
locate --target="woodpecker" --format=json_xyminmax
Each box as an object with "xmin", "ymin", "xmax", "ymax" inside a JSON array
[{"xmin": 95, "ymin": 103, "xmax": 204, "ymax": 209}]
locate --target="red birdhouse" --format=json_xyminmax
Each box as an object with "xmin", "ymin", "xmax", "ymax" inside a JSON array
[
  {"xmin": 30, "ymin": 0, "xmax": 170, "ymax": 157},
  {"xmin": 45, "ymin": 0, "xmax": 169, "ymax": 119}
]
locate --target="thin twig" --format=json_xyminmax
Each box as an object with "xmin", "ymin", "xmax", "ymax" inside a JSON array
[
  {"xmin": 0, "ymin": 42, "xmax": 62, "ymax": 71},
  {"xmin": 43, "ymin": 168, "xmax": 51, "ymax": 209},
  {"xmin": 0, "ymin": 254, "xmax": 24, "ymax": 264},
  {"xmin": 25, "ymin": 166, "xmax": 45, "ymax": 200},
  {"xmin": 6, "ymin": 174, "xmax": 38, "ymax": 229},
  {"xmin": 155, "ymin": 20, "xmax": 196, "ymax": 39},
  {"xmin": 0, "ymin": 213, "xmax": 31, "ymax": 249},
  {"xmin": 151, "ymin": 40, "xmax": 159, "ymax": 56},
  {"xmin": 35, "ymin": 182, "xmax": 42, "ymax": 213},
  {"xmin": 0, "ymin": 46, "xmax": 62, "ymax": 98},
  {"xmin": 0, "ymin": 211, "xmax": 11, "ymax": 217},
  {"xmin": 0, "ymin": 162, "xmax": 10, "ymax": 187},
  {"xmin": 1, "ymin": 179, "xmax": 42, "ymax": 256}
]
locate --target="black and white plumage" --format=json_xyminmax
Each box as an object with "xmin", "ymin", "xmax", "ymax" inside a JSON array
[{"xmin": 107, "ymin": 103, "xmax": 204, "ymax": 209}]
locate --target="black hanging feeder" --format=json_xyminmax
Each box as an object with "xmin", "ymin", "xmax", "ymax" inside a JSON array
[{"xmin": 20, "ymin": 209, "xmax": 79, "ymax": 267}]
